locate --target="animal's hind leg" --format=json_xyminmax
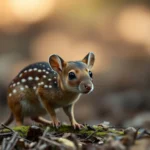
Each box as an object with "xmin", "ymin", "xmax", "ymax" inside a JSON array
[
  {"xmin": 31, "ymin": 116, "xmax": 52, "ymax": 125},
  {"xmin": 11, "ymin": 103, "xmax": 24, "ymax": 126},
  {"xmin": 15, "ymin": 114, "xmax": 23, "ymax": 126}
]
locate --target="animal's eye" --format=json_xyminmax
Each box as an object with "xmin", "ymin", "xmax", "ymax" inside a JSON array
[
  {"xmin": 68, "ymin": 72, "xmax": 76, "ymax": 80},
  {"xmin": 89, "ymin": 71, "xmax": 93, "ymax": 78}
]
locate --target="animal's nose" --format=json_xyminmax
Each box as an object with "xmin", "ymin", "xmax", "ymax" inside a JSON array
[
  {"xmin": 84, "ymin": 84, "xmax": 92, "ymax": 91},
  {"xmin": 79, "ymin": 81, "xmax": 94, "ymax": 94}
]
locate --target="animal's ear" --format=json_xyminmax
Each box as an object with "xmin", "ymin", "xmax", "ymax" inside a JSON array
[
  {"xmin": 82, "ymin": 52, "xmax": 95, "ymax": 69},
  {"xmin": 49, "ymin": 54, "xmax": 66, "ymax": 74}
]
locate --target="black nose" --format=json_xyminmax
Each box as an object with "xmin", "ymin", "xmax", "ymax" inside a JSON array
[{"xmin": 84, "ymin": 84, "xmax": 92, "ymax": 91}]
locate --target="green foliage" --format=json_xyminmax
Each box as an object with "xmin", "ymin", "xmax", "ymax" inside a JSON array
[
  {"xmin": 12, "ymin": 126, "xmax": 30, "ymax": 137},
  {"xmin": 9, "ymin": 125, "xmax": 124, "ymax": 138}
]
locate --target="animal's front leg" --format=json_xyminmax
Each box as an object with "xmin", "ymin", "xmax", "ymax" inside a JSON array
[
  {"xmin": 63, "ymin": 104, "xmax": 84, "ymax": 129},
  {"xmin": 37, "ymin": 91, "xmax": 60, "ymax": 127},
  {"xmin": 43, "ymin": 102, "xmax": 60, "ymax": 127}
]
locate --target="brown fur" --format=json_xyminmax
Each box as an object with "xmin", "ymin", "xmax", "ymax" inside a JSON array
[{"xmin": 4, "ymin": 52, "xmax": 95, "ymax": 128}]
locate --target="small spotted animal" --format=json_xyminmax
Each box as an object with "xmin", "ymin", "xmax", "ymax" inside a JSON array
[{"xmin": 4, "ymin": 52, "xmax": 95, "ymax": 129}]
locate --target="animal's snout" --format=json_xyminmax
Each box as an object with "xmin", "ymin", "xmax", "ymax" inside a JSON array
[
  {"xmin": 79, "ymin": 81, "xmax": 94, "ymax": 94},
  {"xmin": 84, "ymin": 84, "xmax": 92, "ymax": 91}
]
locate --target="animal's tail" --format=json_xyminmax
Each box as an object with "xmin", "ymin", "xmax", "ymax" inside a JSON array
[{"xmin": 2, "ymin": 113, "xmax": 14, "ymax": 125}]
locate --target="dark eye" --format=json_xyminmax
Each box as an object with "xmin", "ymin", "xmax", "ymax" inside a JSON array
[
  {"xmin": 89, "ymin": 71, "xmax": 93, "ymax": 78},
  {"xmin": 69, "ymin": 72, "xmax": 76, "ymax": 80}
]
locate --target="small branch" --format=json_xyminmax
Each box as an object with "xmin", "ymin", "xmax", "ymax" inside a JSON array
[
  {"xmin": 0, "ymin": 124, "xmax": 15, "ymax": 133},
  {"xmin": 1, "ymin": 138, "xmax": 7, "ymax": 150},
  {"xmin": 85, "ymin": 130, "xmax": 98, "ymax": 140},
  {"xmin": 39, "ymin": 136, "xmax": 65, "ymax": 148},
  {"xmin": 0, "ymin": 132, "xmax": 13, "ymax": 137},
  {"xmin": 5, "ymin": 132, "xmax": 18, "ymax": 150},
  {"xmin": 36, "ymin": 127, "xmax": 50, "ymax": 149}
]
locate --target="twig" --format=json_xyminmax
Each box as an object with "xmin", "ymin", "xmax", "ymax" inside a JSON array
[
  {"xmin": 36, "ymin": 127, "xmax": 50, "ymax": 149},
  {"xmin": 0, "ymin": 124, "xmax": 15, "ymax": 133},
  {"xmin": 38, "ymin": 143, "xmax": 49, "ymax": 150},
  {"xmin": 19, "ymin": 137, "xmax": 31, "ymax": 143},
  {"xmin": 0, "ymin": 124, "xmax": 32, "ymax": 148},
  {"xmin": 39, "ymin": 136, "xmax": 64, "ymax": 148},
  {"xmin": 85, "ymin": 130, "xmax": 98, "ymax": 140},
  {"xmin": 5, "ymin": 132, "xmax": 18, "ymax": 150},
  {"xmin": 0, "ymin": 132, "xmax": 13, "ymax": 137},
  {"xmin": 145, "ymin": 130, "xmax": 150, "ymax": 136},
  {"xmin": 2, "ymin": 138, "xmax": 7, "ymax": 150}
]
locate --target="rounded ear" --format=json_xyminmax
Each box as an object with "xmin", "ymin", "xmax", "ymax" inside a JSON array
[
  {"xmin": 82, "ymin": 52, "xmax": 95, "ymax": 69},
  {"xmin": 49, "ymin": 54, "xmax": 66, "ymax": 74}
]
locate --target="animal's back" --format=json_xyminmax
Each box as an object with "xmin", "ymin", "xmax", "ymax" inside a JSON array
[
  {"xmin": 9, "ymin": 62, "xmax": 57, "ymax": 91},
  {"xmin": 7, "ymin": 62, "xmax": 58, "ymax": 117}
]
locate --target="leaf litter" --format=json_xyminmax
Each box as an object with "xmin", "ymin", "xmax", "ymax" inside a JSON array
[{"xmin": 0, "ymin": 122, "xmax": 149, "ymax": 150}]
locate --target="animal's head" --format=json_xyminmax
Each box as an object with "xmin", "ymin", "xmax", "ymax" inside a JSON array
[{"xmin": 49, "ymin": 52, "xmax": 95, "ymax": 94}]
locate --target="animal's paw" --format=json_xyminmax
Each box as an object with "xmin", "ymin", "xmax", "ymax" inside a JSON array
[
  {"xmin": 52, "ymin": 120, "xmax": 61, "ymax": 128},
  {"xmin": 72, "ymin": 122, "xmax": 84, "ymax": 130}
]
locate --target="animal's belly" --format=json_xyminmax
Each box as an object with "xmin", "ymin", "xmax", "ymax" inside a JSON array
[
  {"xmin": 20, "ymin": 100, "xmax": 47, "ymax": 117},
  {"xmin": 52, "ymin": 94, "xmax": 81, "ymax": 108},
  {"xmin": 52, "ymin": 99, "xmax": 77, "ymax": 108}
]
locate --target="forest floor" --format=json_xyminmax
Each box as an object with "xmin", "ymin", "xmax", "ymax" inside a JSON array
[{"xmin": 0, "ymin": 123, "xmax": 150, "ymax": 150}]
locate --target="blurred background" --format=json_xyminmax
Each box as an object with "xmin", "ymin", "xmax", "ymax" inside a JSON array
[{"xmin": 0, "ymin": 0, "xmax": 150, "ymax": 128}]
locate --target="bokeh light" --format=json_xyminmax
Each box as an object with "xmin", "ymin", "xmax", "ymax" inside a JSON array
[
  {"xmin": 0, "ymin": 0, "xmax": 150, "ymax": 129},
  {"xmin": 9, "ymin": 0, "xmax": 55, "ymax": 23},
  {"xmin": 116, "ymin": 5, "xmax": 150, "ymax": 45}
]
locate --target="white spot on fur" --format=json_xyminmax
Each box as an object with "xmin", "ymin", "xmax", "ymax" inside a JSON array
[
  {"xmin": 46, "ymin": 71, "xmax": 49, "ymax": 74},
  {"xmin": 44, "ymin": 85, "xmax": 48, "ymax": 88},
  {"xmin": 33, "ymin": 86, "xmax": 37, "ymax": 90},
  {"xmin": 24, "ymin": 70, "xmax": 27, "ymax": 73},
  {"xmin": 17, "ymin": 82, "xmax": 20, "ymax": 85},
  {"xmin": 48, "ymin": 78, "xmax": 51, "ymax": 81},
  {"xmin": 13, "ymin": 83, "xmax": 16, "ymax": 87},
  {"xmin": 34, "ymin": 68, "xmax": 37, "ymax": 71},
  {"xmin": 28, "ymin": 69, "xmax": 33, "ymax": 72},
  {"xmin": 20, "ymin": 87, "xmax": 24, "ymax": 91},
  {"xmin": 49, "ymin": 85, "xmax": 52, "ymax": 88},
  {"xmin": 40, "ymin": 82, "xmax": 44, "ymax": 85},
  {"xmin": 35, "ymin": 77, "xmax": 39, "ymax": 81},
  {"xmin": 25, "ymin": 85, "xmax": 29, "ymax": 88},
  {"xmin": 28, "ymin": 76, "xmax": 33, "ymax": 81},
  {"xmin": 21, "ymin": 79, "xmax": 26, "ymax": 83},
  {"xmin": 19, "ymin": 73, "xmax": 23, "ymax": 77},
  {"xmin": 43, "ymin": 75, "xmax": 46, "ymax": 78},
  {"xmin": 43, "ymin": 69, "xmax": 46, "ymax": 72},
  {"xmin": 38, "ymin": 69, "xmax": 42, "ymax": 72},
  {"xmin": 38, "ymin": 83, "xmax": 41, "ymax": 86},
  {"xmin": 13, "ymin": 89, "xmax": 17, "ymax": 93}
]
